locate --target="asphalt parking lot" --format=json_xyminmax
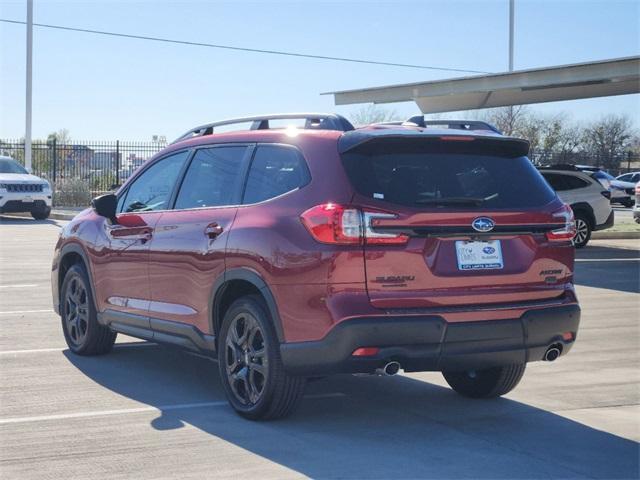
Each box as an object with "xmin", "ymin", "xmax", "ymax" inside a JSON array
[{"xmin": 0, "ymin": 216, "xmax": 638, "ymax": 479}]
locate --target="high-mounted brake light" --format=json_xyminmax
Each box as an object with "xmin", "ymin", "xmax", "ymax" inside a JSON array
[
  {"xmin": 546, "ymin": 204, "xmax": 576, "ymax": 242},
  {"xmin": 439, "ymin": 136, "xmax": 475, "ymax": 142},
  {"xmin": 300, "ymin": 204, "xmax": 409, "ymax": 245}
]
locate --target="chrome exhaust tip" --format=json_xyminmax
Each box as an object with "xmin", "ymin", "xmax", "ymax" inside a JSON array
[
  {"xmin": 376, "ymin": 361, "xmax": 401, "ymax": 376},
  {"xmin": 544, "ymin": 345, "xmax": 562, "ymax": 362}
]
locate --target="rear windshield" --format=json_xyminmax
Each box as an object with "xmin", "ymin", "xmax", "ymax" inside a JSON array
[{"xmin": 342, "ymin": 149, "xmax": 556, "ymax": 209}]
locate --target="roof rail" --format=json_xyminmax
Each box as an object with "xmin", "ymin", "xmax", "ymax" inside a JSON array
[
  {"xmin": 404, "ymin": 116, "xmax": 502, "ymax": 134},
  {"xmin": 173, "ymin": 113, "xmax": 355, "ymax": 144}
]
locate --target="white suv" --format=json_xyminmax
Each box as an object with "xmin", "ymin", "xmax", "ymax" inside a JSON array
[
  {"xmin": 539, "ymin": 168, "xmax": 613, "ymax": 247},
  {"xmin": 0, "ymin": 156, "xmax": 53, "ymax": 220}
]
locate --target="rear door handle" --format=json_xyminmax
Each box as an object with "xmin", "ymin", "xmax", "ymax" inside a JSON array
[{"xmin": 205, "ymin": 223, "xmax": 224, "ymax": 239}]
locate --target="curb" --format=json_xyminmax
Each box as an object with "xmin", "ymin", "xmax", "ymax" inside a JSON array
[{"xmin": 592, "ymin": 231, "xmax": 640, "ymax": 240}]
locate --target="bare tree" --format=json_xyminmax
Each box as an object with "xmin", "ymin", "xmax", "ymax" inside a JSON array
[
  {"xmin": 482, "ymin": 105, "xmax": 529, "ymax": 136},
  {"xmin": 582, "ymin": 115, "xmax": 635, "ymax": 169},
  {"xmin": 47, "ymin": 128, "xmax": 71, "ymax": 145},
  {"xmin": 350, "ymin": 105, "xmax": 400, "ymax": 126}
]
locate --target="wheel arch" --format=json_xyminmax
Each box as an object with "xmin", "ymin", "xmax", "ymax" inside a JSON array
[
  {"xmin": 57, "ymin": 243, "xmax": 96, "ymax": 310},
  {"xmin": 209, "ymin": 268, "xmax": 285, "ymax": 344},
  {"xmin": 569, "ymin": 202, "xmax": 595, "ymax": 228}
]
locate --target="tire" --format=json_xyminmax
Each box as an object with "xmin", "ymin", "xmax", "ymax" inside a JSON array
[
  {"xmin": 60, "ymin": 263, "xmax": 116, "ymax": 355},
  {"xmin": 443, "ymin": 364, "xmax": 526, "ymax": 398},
  {"xmin": 622, "ymin": 198, "xmax": 634, "ymax": 208},
  {"xmin": 31, "ymin": 206, "xmax": 51, "ymax": 220},
  {"xmin": 218, "ymin": 295, "xmax": 306, "ymax": 420},
  {"xmin": 573, "ymin": 212, "xmax": 592, "ymax": 248}
]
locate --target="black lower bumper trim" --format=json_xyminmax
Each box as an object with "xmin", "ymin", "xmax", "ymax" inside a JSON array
[
  {"xmin": 280, "ymin": 304, "xmax": 580, "ymax": 375},
  {"xmin": 595, "ymin": 209, "xmax": 615, "ymax": 231}
]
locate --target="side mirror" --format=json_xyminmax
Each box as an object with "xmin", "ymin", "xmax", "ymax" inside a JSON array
[{"xmin": 91, "ymin": 193, "xmax": 118, "ymax": 223}]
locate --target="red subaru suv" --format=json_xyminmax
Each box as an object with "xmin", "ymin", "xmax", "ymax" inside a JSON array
[{"xmin": 52, "ymin": 113, "xmax": 580, "ymax": 420}]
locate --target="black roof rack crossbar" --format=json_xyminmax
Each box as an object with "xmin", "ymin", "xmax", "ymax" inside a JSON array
[
  {"xmin": 173, "ymin": 113, "xmax": 354, "ymax": 143},
  {"xmin": 404, "ymin": 116, "xmax": 502, "ymax": 134}
]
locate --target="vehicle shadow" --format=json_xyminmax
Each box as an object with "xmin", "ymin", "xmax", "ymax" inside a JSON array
[
  {"xmin": 575, "ymin": 245, "xmax": 640, "ymax": 294},
  {"xmin": 63, "ymin": 346, "xmax": 639, "ymax": 479}
]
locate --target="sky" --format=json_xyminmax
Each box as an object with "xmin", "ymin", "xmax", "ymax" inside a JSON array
[{"xmin": 0, "ymin": 0, "xmax": 639, "ymax": 141}]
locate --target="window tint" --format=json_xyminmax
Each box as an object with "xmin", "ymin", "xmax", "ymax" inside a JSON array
[
  {"xmin": 541, "ymin": 173, "xmax": 567, "ymax": 191},
  {"xmin": 120, "ymin": 151, "xmax": 189, "ymax": 213},
  {"xmin": 243, "ymin": 145, "xmax": 310, "ymax": 204},
  {"xmin": 563, "ymin": 175, "xmax": 590, "ymax": 190},
  {"xmin": 174, "ymin": 146, "xmax": 246, "ymax": 209},
  {"xmin": 342, "ymin": 149, "xmax": 555, "ymax": 209}
]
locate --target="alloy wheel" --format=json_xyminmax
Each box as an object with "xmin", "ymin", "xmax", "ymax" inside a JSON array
[
  {"xmin": 574, "ymin": 218, "xmax": 589, "ymax": 245},
  {"xmin": 64, "ymin": 276, "xmax": 89, "ymax": 345},
  {"xmin": 224, "ymin": 312, "xmax": 268, "ymax": 406}
]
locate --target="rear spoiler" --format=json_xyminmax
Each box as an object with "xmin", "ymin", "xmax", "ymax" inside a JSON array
[{"xmin": 338, "ymin": 130, "xmax": 530, "ymax": 158}]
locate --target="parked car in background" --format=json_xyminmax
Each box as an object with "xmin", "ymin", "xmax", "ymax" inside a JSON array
[
  {"xmin": 52, "ymin": 114, "xmax": 581, "ymax": 420},
  {"xmin": 0, "ymin": 155, "xmax": 53, "ymax": 219},
  {"xmin": 616, "ymin": 171, "xmax": 640, "ymax": 184},
  {"xmin": 538, "ymin": 168, "xmax": 613, "ymax": 247},
  {"xmin": 634, "ymin": 183, "xmax": 640, "ymax": 224},
  {"xmin": 543, "ymin": 164, "xmax": 634, "ymax": 208}
]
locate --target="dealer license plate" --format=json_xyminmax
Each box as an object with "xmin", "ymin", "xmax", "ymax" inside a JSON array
[{"xmin": 455, "ymin": 240, "xmax": 503, "ymax": 270}]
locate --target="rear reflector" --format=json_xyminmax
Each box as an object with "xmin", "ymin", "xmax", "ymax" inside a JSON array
[
  {"xmin": 352, "ymin": 347, "xmax": 380, "ymax": 357},
  {"xmin": 562, "ymin": 332, "xmax": 574, "ymax": 341},
  {"xmin": 546, "ymin": 204, "xmax": 576, "ymax": 242}
]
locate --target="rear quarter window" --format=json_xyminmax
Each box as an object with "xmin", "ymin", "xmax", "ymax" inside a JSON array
[
  {"xmin": 342, "ymin": 150, "xmax": 555, "ymax": 209},
  {"xmin": 242, "ymin": 145, "xmax": 310, "ymax": 204}
]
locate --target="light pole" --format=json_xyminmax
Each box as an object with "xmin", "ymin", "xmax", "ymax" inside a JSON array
[
  {"xmin": 25, "ymin": 0, "xmax": 33, "ymax": 171},
  {"xmin": 509, "ymin": 0, "xmax": 515, "ymax": 72}
]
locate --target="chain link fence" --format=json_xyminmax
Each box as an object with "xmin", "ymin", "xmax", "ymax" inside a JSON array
[
  {"xmin": 1, "ymin": 139, "xmax": 638, "ymax": 207},
  {"xmin": 0, "ymin": 139, "xmax": 167, "ymax": 206}
]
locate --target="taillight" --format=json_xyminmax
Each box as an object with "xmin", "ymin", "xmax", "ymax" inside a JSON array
[
  {"xmin": 635, "ymin": 183, "xmax": 640, "ymax": 195},
  {"xmin": 300, "ymin": 204, "xmax": 409, "ymax": 245},
  {"xmin": 546, "ymin": 204, "xmax": 576, "ymax": 242},
  {"xmin": 363, "ymin": 211, "xmax": 409, "ymax": 245},
  {"xmin": 299, "ymin": 203, "xmax": 361, "ymax": 244}
]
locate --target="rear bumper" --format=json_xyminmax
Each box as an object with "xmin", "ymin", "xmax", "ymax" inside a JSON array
[
  {"xmin": 594, "ymin": 209, "xmax": 615, "ymax": 231},
  {"xmin": 280, "ymin": 304, "xmax": 580, "ymax": 375}
]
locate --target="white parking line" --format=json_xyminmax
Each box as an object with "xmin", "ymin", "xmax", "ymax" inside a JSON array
[
  {"xmin": 0, "ymin": 309, "xmax": 53, "ymax": 315},
  {"xmin": 0, "ymin": 393, "xmax": 345, "ymax": 425},
  {"xmin": 576, "ymin": 258, "xmax": 640, "ymax": 262},
  {"xmin": 0, "ymin": 284, "xmax": 38, "ymax": 288}
]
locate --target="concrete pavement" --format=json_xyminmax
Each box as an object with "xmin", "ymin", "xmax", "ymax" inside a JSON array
[{"xmin": 0, "ymin": 216, "xmax": 638, "ymax": 479}]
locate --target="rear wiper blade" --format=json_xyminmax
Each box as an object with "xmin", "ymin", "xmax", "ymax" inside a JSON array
[{"xmin": 415, "ymin": 193, "xmax": 498, "ymax": 206}]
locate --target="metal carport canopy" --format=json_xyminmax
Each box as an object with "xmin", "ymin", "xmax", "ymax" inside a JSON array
[{"xmin": 324, "ymin": 56, "xmax": 640, "ymax": 113}]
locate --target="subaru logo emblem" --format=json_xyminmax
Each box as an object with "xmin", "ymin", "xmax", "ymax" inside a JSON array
[
  {"xmin": 482, "ymin": 246, "xmax": 495, "ymax": 254},
  {"xmin": 472, "ymin": 217, "xmax": 495, "ymax": 233}
]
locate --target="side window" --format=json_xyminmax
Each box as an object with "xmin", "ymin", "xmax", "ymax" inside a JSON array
[
  {"xmin": 243, "ymin": 145, "xmax": 311, "ymax": 204},
  {"xmin": 563, "ymin": 175, "xmax": 590, "ymax": 190},
  {"xmin": 119, "ymin": 151, "xmax": 189, "ymax": 213},
  {"xmin": 174, "ymin": 146, "xmax": 247, "ymax": 209},
  {"xmin": 542, "ymin": 173, "xmax": 568, "ymax": 191},
  {"xmin": 618, "ymin": 174, "xmax": 632, "ymax": 182}
]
